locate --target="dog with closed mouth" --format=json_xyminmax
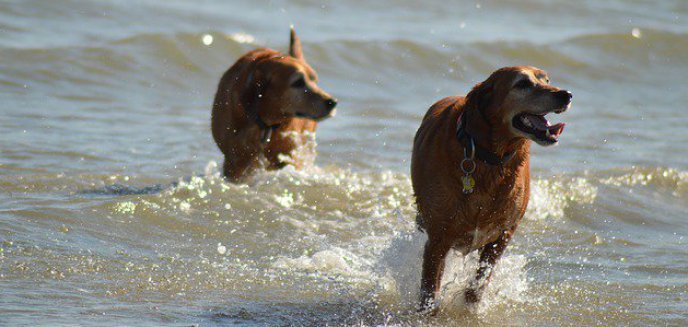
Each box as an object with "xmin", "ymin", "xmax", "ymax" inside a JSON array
[
  {"xmin": 212, "ymin": 27, "xmax": 337, "ymax": 181},
  {"xmin": 411, "ymin": 66, "xmax": 572, "ymax": 312}
]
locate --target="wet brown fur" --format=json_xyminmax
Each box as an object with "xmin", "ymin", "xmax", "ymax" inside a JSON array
[
  {"xmin": 212, "ymin": 28, "xmax": 336, "ymax": 182},
  {"xmin": 411, "ymin": 66, "xmax": 571, "ymax": 310}
]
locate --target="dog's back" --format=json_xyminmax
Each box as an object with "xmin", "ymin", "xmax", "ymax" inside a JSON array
[
  {"xmin": 411, "ymin": 96, "xmax": 465, "ymax": 232},
  {"xmin": 211, "ymin": 48, "xmax": 284, "ymax": 154}
]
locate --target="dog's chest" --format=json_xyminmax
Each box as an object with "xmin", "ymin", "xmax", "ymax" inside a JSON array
[{"xmin": 457, "ymin": 175, "xmax": 528, "ymax": 247}]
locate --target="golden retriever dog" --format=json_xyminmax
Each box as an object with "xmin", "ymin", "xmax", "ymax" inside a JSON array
[
  {"xmin": 411, "ymin": 66, "xmax": 572, "ymax": 311},
  {"xmin": 212, "ymin": 27, "xmax": 337, "ymax": 181}
]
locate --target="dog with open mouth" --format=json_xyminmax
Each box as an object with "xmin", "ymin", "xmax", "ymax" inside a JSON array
[
  {"xmin": 411, "ymin": 66, "xmax": 572, "ymax": 312},
  {"xmin": 212, "ymin": 27, "xmax": 337, "ymax": 181}
]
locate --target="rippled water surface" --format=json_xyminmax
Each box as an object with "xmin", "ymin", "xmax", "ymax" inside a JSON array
[{"xmin": 1, "ymin": 0, "xmax": 687, "ymax": 326}]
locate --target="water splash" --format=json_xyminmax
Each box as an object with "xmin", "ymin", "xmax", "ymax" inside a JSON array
[
  {"xmin": 375, "ymin": 231, "xmax": 529, "ymax": 315},
  {"xmin": 275, "ymin": 130, "xmax": 317, "ymax": 170}
]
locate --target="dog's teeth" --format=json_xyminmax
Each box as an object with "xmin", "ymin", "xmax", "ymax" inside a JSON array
[
  {"xmin": 523, "ymin": 117, "xmax": 532, "ymax": 127},
  {"xmin": 545, "ymin": 129, "xmax": 551, "ymax": 138}
]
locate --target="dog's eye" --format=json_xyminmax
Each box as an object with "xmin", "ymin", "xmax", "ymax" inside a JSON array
[
  {"xmin": 514, "ymin": 79, "xmax": 533, "ymax": 89},
  {"xmin": 291, "ymin": 77, "xmax": 306, "ymax": 88}
]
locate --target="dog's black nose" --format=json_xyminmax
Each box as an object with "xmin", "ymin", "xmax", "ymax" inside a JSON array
[
  {"xmin": 559, "ymin": 90, "xmax": 572, "ymax": 101},
  {"xmin": 555, "ymin": 90, "xmax": 572, "ymax": 104},
  {"xmin": 325, "ymin": 98, "xmax": 338, "ymax": 109}
]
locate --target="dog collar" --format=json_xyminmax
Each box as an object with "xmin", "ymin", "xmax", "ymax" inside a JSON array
[
  {"xmin": 243, "ymin": 59, "xmax": 284, "ymax": 144},
  {"xmin": 242, "ymin": 104, "xmax": 279, "ymax": 144},
  {"xmin": 240, "ymin": 91, "xmax": 279, "ymax": 143},
  {"xmin": 456, "ymin": 112, "xmax": 515, "ymax": 167},
  {"xmin": 259, "ymin": 124, "xmax": 280, "ymax": 144},
  {"xmin": 255, "ymin": 115, "xmax": 280, "ymax": 144}
]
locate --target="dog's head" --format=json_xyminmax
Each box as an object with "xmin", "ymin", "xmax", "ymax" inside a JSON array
[
  {"xmin": 243, "ymin": 28, "xmax": 337, "ymax": 125},
  {"xmin": 465, "ymin": 66, "xmax": 572, "ymax": 146}
]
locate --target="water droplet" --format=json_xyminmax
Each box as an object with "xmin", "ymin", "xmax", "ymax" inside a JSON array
[
  {"xmin": 631, "ymin": 28, "xmax": 641, "ymax": 38},
  {"xmin": 217, "ymin": 243, "xmax": 227, "ymax": 255},
  {"xmin": 202, "ymin": 34, "xmax": 214, "ymax": 46}
]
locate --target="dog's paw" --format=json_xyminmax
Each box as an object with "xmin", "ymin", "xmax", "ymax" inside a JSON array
[{"xmin": 417, "ymin": 298, "xmax": 440, "ymax": 316}]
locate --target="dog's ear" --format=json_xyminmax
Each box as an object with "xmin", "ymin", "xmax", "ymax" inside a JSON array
[
  {"xmin": 289, "ymin": 26, "xmax": 304, "ymax": 61},
  {"xmin": 466, "ymin": 80, "xmax": 493, "ymax": 117},
  {"xmin": 241, "ymin": 69, "xmax": 268, "ymax": 115}
]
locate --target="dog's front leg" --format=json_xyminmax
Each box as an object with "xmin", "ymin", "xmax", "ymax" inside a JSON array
[
  {"xmin": 419, "ymin": 236, "xmax": 452, "ymax": 313},
  {"xmin": 464, "ymin": 228, "xmax": 514, "ymax": 304},
  {"xmin": 222, "ymin": 148, "xmax": 260, "ymax": 182}
]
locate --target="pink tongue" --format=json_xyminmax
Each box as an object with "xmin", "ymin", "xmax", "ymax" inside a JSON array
[
  {"xmin": 528, "ymin": 115, "xmax": 565, "ymax": 136},
  {"xmin": 549, "ymin": 122, "xmax": 565, "ymax": 137}
]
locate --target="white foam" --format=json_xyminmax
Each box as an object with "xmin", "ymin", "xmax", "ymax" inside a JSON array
[
  {"xmin": 528, "ymin": 177, "xmax": 597, "ymax": 220},
  {"xmin": 275, "ymin": 130, "xmax": 317, "ymax": 170},
  {"xmin": 272, "ymin": 247, "xmax": 374, "ymax": 281},
  {"xmin": 228, "ymin": 32, "xmax": 256, "ymax": 44}
]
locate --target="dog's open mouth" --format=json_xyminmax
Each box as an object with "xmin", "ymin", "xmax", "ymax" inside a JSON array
[{"xmin": 512, "ymin": 112, "xmax": 565, "ymax": 145}]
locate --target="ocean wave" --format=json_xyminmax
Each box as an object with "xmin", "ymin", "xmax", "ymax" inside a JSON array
[
  {"xmin": 5, "ymin": 164, "xmax": 686, "ymax": 230},
  {"xmin": 3, "ymin": 28, "xmax": 686, "ymax": 94},
  {"xmin": 596, "ymin": 166, "xmax": 688, "ymax": 196},
  {"xmin": 0, "ymin": 31, "xmax": 259, "ymax": 96}
]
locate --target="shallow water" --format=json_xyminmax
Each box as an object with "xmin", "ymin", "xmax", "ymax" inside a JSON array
[{"xmin": 1, "ymin": 0, "xmax": 687, "ymax": 326}]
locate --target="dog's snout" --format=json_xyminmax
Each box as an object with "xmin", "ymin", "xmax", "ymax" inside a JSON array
[{"xmin": 325, "ymin": 98, "xmax": 338, "ymax": 110}]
